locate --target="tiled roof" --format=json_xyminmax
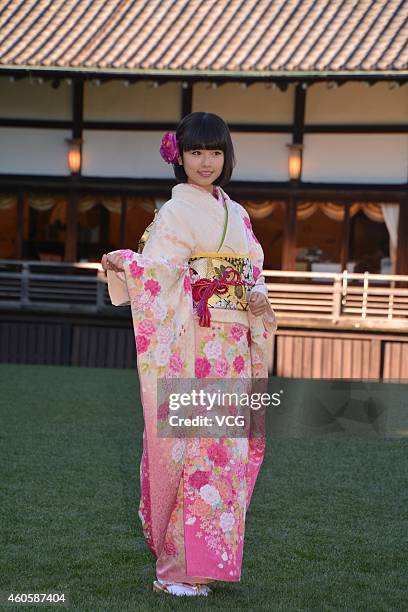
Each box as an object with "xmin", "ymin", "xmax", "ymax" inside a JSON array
[{"xmin": 0, "ymin": 0, "xmax": 406, "ymax": 75}]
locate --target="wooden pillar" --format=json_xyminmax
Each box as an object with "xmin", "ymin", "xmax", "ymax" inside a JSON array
[
  {"xmin": 340, "ymin": 203, "xmax": 350, "ymax": 272},
  {"xmin": 396, "ymin": 199, "xmax": 408, "ymax": 275},
  {"xmin": 100, "ymin": 204, "xmax": 109, "ymax": 245},
  {"xmin": 282, "ymin": 196, "xmax": 297, "ymax": 270},
  {"xmin": 16, "ymin": 190, "xmax": 24, "ymax": 259},
  {"xmin": 181, "ymin": 82, "xmax": 193, "ymax": 117},
  {"xmin": 65, "ymin": 189, "xmax": 77, "ymax": 262},
  {"xmin": 120, "ymin": 196, "xmax": 128, "ymax": 247}
]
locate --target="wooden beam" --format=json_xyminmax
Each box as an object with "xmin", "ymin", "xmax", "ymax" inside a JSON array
[
  {"xmin": 396, "ymin": 199, "xmax": 408, "ymax": 275},
  {"xmin": 0, "ymin": 174, "xmax": 405, "ymax": 202},
  {"xmin": 1, "ymin": 117, "xmax": 406, "ymax": 134},
  {"xmin": 293, "ymin": 83, "xmax": 306, "ymax": 144},
  {"xmin": 340, "ymin": 203, "xmax": 350, "ymax": 271},
  {"xmin": 181, "ymin": 82, "xmax": 193, "ymax": 117},
  {"xmin": 282, "ymin": 197, "xmax": 297, "ymax": 270},
  {"xmin": 120, "ymin": 196, "xmax": 128, "ymax": 247},
  {"xmin": 16, "ymin": 190, "xmax": 24, "ymax": 259},
  {"xmin": 65, "ymin": 190, "xmax": 77, "ymax": 262},
  {"xmin": 72, "ymin": 79, "xmax": 84, "ymax": 140}
]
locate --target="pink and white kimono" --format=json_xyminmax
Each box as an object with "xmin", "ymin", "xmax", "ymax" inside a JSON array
[{"xmin": 106, "ymin": 183, "xmax": 276, "ymax": 584}]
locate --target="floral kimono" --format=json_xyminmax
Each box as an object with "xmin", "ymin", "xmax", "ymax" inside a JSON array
[{"xmin": 106, "ymin": 183, "xmax": 276, "ymax": 584}]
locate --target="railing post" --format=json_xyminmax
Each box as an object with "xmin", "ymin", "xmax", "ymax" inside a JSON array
[
  {"xmin": 362, "ymin": 272, "xmax": 369, "ymax": 319},
  {"xmin": 332, "ymin": 275, "xmax": 341, "ymax": 322},
  {"xmin": 20, "ymin": 262, "xmax": 29, "ymax": 307},
  {"xmin": 96, "ymin": 278, "xmax": 106, "ymax": 312}
]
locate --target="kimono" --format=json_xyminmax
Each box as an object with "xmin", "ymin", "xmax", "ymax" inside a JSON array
[{"xmin": 106, "ymin": 182, "xmax": 276, "ymax": 584}]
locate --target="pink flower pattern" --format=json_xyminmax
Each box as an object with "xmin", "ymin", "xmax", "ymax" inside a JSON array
[
  {"xmin": 183, "ymin": 274, "xmax": 192, "ymax": 293},
  {"xmin": 144, "ymin": 279, "xmax": 161, "ymax": 297},
  {"xmin": 136, "ymin": 335, "xmax": 150, "ymax": 353},
  {"xmin": 195, "ymin": 356, "xmax": 211, "ymax": 378},
  {"xmin": 233, "ymin": 355, "xmax": 245, "ymax": 374},
  {"xmin": 129, "ymin": 261, "xmax": 144, "ymax": 279},
  {"xmin": 207, "ymin": 443, "xmax": 229, "ymax": 467},
  {"xmin": 189, "ymin": 470, "xmax": 211, "ymax": 489},
  {"xmin": 230, "ymin": 324, "xmax": 245, "ymax": 341},
  {"xmin": 169, "ymin": 353, "xmax": 183, "ymax": 373},
  {"xmin": 138, "ymin": 319, "xmax": 156, "ymax": 336}
]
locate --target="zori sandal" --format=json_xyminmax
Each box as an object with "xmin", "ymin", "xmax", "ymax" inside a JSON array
[{"xmin": 152, "ymin": 579, "xmax": 212, "ymax": 596}]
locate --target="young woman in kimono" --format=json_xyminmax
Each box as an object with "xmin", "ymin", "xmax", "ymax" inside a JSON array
[{"xmin": 101, "ymin": 112, "xmax": 276, "ymax": 597}]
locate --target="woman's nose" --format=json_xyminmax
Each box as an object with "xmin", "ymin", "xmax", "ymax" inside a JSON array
[{"xmin": 200, "ymin": 152, "xmax": 212, "ymax": 167}]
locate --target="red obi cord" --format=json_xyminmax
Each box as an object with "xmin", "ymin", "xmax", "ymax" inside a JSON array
[{"xmin": 191, "ymin": 265, "xmax": 247, "ymax": 327}]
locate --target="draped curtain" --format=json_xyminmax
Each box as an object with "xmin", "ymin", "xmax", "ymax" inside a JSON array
[
  {"xmin": 242, "ymin": 200, "xmax": 398, "ymax": 271},
  {"xmin": 241, "ymin": 200, "xmax": 393, "ymax": 224},
  {"xmin": 0, "ymin": 194, "xmax": 156, "ymax": 214}
]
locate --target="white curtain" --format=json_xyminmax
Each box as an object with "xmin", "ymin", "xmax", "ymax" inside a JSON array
[{"xmin": 381, "ymin": 204, "xmax": 399, "ymax": 273}]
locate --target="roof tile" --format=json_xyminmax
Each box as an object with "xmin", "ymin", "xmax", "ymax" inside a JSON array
[{"xmin": 0, "ymin": 0, "xmax": 406, "ymax": 73}]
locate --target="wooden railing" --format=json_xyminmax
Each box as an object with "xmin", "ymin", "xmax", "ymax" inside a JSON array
[
  {"xmin": 0, "ymin": 260, "xmax": 110, "ymax": 314},
  {"xmin": 264, "ymin": 270, "xmax": 408, "ymax": 330},
  {"xmin": 1, "ymin": 261, "xmax": 408, "ymax": 330}
]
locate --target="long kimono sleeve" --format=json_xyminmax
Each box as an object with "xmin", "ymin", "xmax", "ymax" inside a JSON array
[
  {"xmin": 106, "ymin": 201, "xmax": 195, "ymax": 306},
  {"xmin": 142, "ymin": 200, "xmax": 195, "ymax": 264},
  {"xmin": 104, "ymin": 200, "xmax": 198, "ymax": 560}
]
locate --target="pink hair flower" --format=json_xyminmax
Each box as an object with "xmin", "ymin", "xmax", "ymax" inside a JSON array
[{"xmin": 160, "ymin": 132, "xmax": 180, "ymax": 164}]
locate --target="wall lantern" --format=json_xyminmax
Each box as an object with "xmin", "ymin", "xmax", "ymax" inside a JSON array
[
  {"xmin": 286, "ymin": 143, "xmax": 303, "ymax": 181},
  {"xmin": 66, "ymin": 138, "xmax": 82, "ymax": 174}
]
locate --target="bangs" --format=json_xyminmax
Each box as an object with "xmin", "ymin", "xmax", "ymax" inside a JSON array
[{"xmin": 179, "ymin": 114, "xmax": 228, "ymax": 152}]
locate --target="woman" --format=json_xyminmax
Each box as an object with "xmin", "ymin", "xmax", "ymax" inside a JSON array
[{"xmin": 101, "ymin": 112, "xmax": 276, "ymax": 597}]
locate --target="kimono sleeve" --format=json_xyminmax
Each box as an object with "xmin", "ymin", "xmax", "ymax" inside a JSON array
[
  {"xmin": 142, "ymin": 200, "xmax": 195, "ymax": 264},
  {"xmin": 106, "ymin": 200, "xmax": 195, "ymax": 306},
  {"xmin": 106, "ymin": 269, "xmax": 131, "ymax": 306}
]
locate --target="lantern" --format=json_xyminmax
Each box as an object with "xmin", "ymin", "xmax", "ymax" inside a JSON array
[
  {"xmin": 66, "ymin": 138, "xmax": 82, "ymax": 174},
  {"xmin": 286, "ymin": 143, "xmax": 303, "ymax": 181}
]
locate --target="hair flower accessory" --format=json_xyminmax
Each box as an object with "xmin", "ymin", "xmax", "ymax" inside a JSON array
[{"xmin": 160, "ymin": 132, "xmax": 180, "ymax": 164}]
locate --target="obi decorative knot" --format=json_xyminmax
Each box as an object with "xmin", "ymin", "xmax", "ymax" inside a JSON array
[{"xmin": 188, "ymin": 254, "xmax": 254, "ymax": 327}]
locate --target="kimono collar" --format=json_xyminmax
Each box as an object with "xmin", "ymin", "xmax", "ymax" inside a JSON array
[{"xmin": 172, "ymin": 182, "xmax": 230, "ymax": 207}]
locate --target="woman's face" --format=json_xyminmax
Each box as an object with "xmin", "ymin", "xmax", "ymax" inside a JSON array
[{"xmin": 179, "ymin": 149, "xmax": 224, "ymax": 191}]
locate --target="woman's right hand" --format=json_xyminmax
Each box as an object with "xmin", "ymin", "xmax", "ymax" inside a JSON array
[{"xmin": 101, "ymin": 253, "xmax": 125, "ymax": 273}]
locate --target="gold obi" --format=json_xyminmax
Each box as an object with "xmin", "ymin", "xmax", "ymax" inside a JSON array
[
  {"xmin": 138, "ymin": 211, "xmax": 157, "ymax": 254},
  {"xmin": 188, "ymin": 252, "xmax": 254, "ymax": 312}
]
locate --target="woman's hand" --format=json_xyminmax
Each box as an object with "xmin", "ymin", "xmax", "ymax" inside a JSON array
[
  {"xmin": 248, "ymin": 291, "xmax": 269, "ymax": 316},
  {"xmin": 101, "ymin": 253, "xmax": 124, "ymax": 273}
]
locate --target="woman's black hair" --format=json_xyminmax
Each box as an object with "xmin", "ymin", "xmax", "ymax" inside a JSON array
[{"xmin": 173, "ymin": 112, "xmax": 236, "ymax": 186}]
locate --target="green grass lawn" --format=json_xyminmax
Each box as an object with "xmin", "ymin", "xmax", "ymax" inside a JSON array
[{"xmin": 1, "ymin": 364, "xmax": 407, "ymax": 611}]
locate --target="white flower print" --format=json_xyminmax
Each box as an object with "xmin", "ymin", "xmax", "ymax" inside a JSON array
[
  {"xmin": 203, "ymin": 340, "xmax": 222, "ymax": 360},
  {"xmin": 171, "ymin": 440, "xmax": 185, "ymax": 462},
  {"xmin": 186, "ymin": 516, "xmax": 196, "ymax": 525},
  {"xmin": 220, "ymin": 511, "xmax": 235, "ymax": 532},
  {"xmin": 236, "ymin": 438, "xmax": 249, "ymax": 458},
  {"xmin": 151, "ymin": 299, "xmax": 168, "ymax": 321},
  {"xmin": 133, "ymin": 292, "xmax": 151, "ymax": 309},
  {"xmin": 238, "ymin": 487, "xmax": 247, "ymax": 507},
  {"xmin": 199, "ymin": 484, "xmax": 221, "ymax": 507},
  {"xmin": 154, "ymin": 344, "xmax": 171, "ymax": 366},
  {"xmin": 221, "ymin": 551, "xmax": 228, "ymax": 561},
  {"xmin": 237, "ymin": 335, "xmax": 248, "ymax": 354},
  {"xmin": 157, "ymin": 326, "xmax": 174, "ymax": 345}
]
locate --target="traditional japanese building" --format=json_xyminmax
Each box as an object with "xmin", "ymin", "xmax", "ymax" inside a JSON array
[{"xmin": 0, "ymin": 0, "xmax": 407, "ymax": 375}]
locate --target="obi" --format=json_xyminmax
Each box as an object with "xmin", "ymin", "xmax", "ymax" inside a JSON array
[{"xmin": 188, "ymin": 253, "xmax": 254, "ymax": 327}]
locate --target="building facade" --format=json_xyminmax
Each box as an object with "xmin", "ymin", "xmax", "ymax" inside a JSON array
[{"xmin": 0, "ymin": 0, "xmax": 407, "ymax": 273}]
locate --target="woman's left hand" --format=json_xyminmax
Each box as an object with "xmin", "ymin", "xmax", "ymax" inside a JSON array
[{"xmin": 248, "ymin": 291, "xmax": 268, "ymax": 316}]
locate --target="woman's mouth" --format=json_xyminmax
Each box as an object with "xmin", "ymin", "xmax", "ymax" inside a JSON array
[{"xmin": 198, "ymin": 171, "xmax": 213, "ymax": 177}]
